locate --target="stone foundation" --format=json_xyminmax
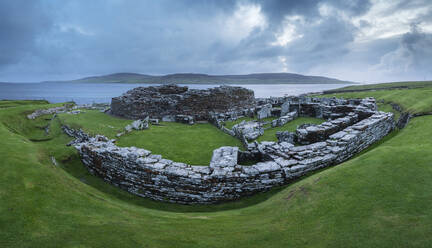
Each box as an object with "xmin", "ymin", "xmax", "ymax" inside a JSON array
[{"xmin": 65, "ymin": 96, "xmax": 395, "ymax": 204}]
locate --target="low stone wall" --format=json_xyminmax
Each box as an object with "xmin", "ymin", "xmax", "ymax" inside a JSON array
[
  {"xmin": 271, "ymin": 111, "xmax": 298, "ymax": 127},
  {"xmin": 296, "ymin": 112, "xmax": 360, "ymax": 145},
  {"xmin": 66, "ymin": 111, "xmax": 394, "ymax": 204},
  {"xmin": 211, "ymin": 96, "xmax": 377, "ymax": 146}
]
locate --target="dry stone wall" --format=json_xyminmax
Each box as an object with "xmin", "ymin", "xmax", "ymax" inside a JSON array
[
  {"xmin": 65, "ymin": 95, "xmax": 395, "ymax": 204},
  {"xmin": 110, "ymin": 84, "xmax": 255, "ymax": 121}
]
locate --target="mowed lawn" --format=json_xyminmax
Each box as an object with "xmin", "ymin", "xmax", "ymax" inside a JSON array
[
  {"xmin": 58, "ymin": 110, "xmax": 243, "ymax": 165},
  {"xmin": 1, "ymin": 81, "xmax": 432, "ymax": 248}
]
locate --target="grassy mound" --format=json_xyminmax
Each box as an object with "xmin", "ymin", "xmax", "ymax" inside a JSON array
[
  {"xmin": 1, "ymin": 82, "xmax": 432, "ymax": 247},
  {"xmin": 58, "ymin": 110, "xmax": 243, "ymax": 165},
  {"xmin": 318, "ymin": 84, "xmax": 432, "ymax": 115}
]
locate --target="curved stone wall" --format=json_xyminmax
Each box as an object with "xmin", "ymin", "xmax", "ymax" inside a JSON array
[
  {"xmin": 110, "ymin": 84, "xmax": 255, "ymax": 121},
  {"xmin": 65, "ymin": 107, "xmax": 394, "ymax": 204}
]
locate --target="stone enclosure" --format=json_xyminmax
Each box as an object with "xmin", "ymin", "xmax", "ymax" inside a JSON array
[
  {"xmin": 61, "ymin": 85, "xmax": 396, "ymax": 204},
  {"xmin": 110, "ymin": 84, "xmax": 255, "ymax": 121}
]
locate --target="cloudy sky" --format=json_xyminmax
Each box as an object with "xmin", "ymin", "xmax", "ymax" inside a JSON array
[{"xmin": 0, "ymin": 0, "xmax": 431, "ymax": 82}]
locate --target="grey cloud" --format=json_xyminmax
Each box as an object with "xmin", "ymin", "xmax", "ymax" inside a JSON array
[
  {"xmin": 282, "ymin": 16, "xmax": 357, "ymax": 72},
  {"xmin": 256, "ymin": 0, "xmax": 371, "ymax": 25},
  {"xmin": 378, "ymin": 24, "xmax": 432, "ymax": 80},
  {"xmin": 0, "ymin": 1, "xmax": 51, "ymax": 66},
  {"xmin": 0, "ymin": 0, "xmax": 430, "ymax": 82}
]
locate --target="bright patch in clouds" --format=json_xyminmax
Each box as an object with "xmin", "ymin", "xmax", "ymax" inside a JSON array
[
  {"xmin": 272, "ymin": 15, "xmax": 304, "ymax": 46},
  {"xmin": 224, "ymin": 3, "xmax": 267, "ymax": 42},
  {"xmin": 58, "ymin": 24, "xmax": 94, "ymax": 36},
  {"xmin": 353, "ymin": 0, "xmax": 431, "ymax": 42}
]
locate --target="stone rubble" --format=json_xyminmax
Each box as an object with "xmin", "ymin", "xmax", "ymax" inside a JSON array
[
  {"xmin": 27, "ymin": 103, "xmax": 110, "ymax": 119},
  {"xmin": 276, "ymin": 131, "xmax": 296, "ymax": 143},
  {"xmin": 271, "ymin": 111, "xmax": 298, "ymax": 127},
  {"xmin": 232, "ymin": 121, "xmax": 264, "ymax": 141},
  {"xmin": 116, "ymin": 118, "xmax": 150, "ymax": 137},
  {"xmin": 27, "ymin": 105, "xmax": 72, "ymax": 119}
]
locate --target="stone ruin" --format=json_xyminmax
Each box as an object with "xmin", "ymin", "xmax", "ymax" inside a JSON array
[
  {"xmin": 62, "ymin": 93, "xmax": 396, "ymax": 204},
  {"xmin": 27, "ymin": 103, "xmax": 110, "ymax": 120},
  {"xmin": 110, "ymin": 84, "xmax": 255, "ymax": 122}
]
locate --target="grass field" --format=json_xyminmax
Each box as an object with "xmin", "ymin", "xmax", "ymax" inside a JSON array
[
  {"xmin": 1, "ymin": 82, "xmax": 432, "ymax": 247},
  {"xmin": 58, "ymin": 110, "xmax": 243, "ymax": 165},
  {"xmin": 316, "ymin": 87, "xmax": 432, "ymax": 115},
  {"xmin": 328, "ymin": 80, "xmax": 432, "ymax": 91}
]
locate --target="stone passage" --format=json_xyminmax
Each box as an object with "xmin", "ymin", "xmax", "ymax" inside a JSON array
[
  {"xmin": 64, "ymin": 96, "xmax": 396, "ymax": 204},
  {"xmin": 110, "ymin": 84, "xmax": 255, "ymax": 121}
]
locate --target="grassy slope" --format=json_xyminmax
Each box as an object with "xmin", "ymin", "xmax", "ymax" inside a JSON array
[
  {"xmin": 329, "ymin": 80, "xmax": 432, "ymax": 91},
  {"xmin": 318, "ymin": 87, "xmax": 432, "ymax": 115},
  {"xmin": 1, "ymin": 83, "xmax": 432, "ymax": 247},
  {"xmin": 58, "ymin": 110, "xmax": 243, "ymax": 165},
  {"xmin": 0, "ymin": 100, "xmax": 50, "ymax": 109}
]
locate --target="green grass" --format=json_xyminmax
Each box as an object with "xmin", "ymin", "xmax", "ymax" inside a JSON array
[
  {"xmin": 377, "ymin": 102, "xmax": 401, "ymax": 121},
  {"xmin": 58, "ymin": 110, "xmax": 243, "ymax": 165},
  {"xmin": 117, "ymin": 122, "xmax": 243, "ymax": 165},
  {"xmin": 317, "ymin": 87, "xmax": 432, "ymax": 115},
  {"xmin": 0, "ymin": 100, "xmax": 50, "ymax": 108},
  {"xmin": 257, "ymin": 117, "xmax": 325, "ymax": 142},
  {"xmin": 1, "ymin": 81, "xmax": 432, "ymax": 248},
  {"xmin": 58, "ymin": 110, "xmax": 132, "ymax": 139},
  {"xmin": 1, "ymin": 100, "xmax": 432, "ymax": 247},
  {"xmin": 329, "ymin": 80, "xmax": 432, "ymax": 91}
]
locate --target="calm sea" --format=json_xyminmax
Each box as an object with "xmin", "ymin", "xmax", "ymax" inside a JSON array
[{"xmin": 0, "ymin": 82, "xmax": 352, "ymax": 104}]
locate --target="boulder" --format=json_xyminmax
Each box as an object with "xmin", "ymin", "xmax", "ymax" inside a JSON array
[
  {"xmin": 125, "ymin": 118, "xmax": 149, "ymax": 133},
  {"xmin": 276, "ymin": 131, "xmax": 297, "ymax": 143},
  {"xmin": 257, "ymin": 104, "xmax": 272, "ymax": 120},
  {"xmin": 232, "ymin": 121, "xmax": 264, "ymax": 141}
]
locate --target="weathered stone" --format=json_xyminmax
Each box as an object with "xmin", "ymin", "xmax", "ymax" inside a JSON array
[
  {"xmin": 257, "ymin": 104, "xmax": 272, "ymax": 119},
  {"xmin": 210, "ymin": 146, "xmax": 238, "ymax": 168},
  {"xmin": 61, "ymin": 96, "xmax": 396, "ymax": 205},
  {"xmin": 232, "ymin": 121, "xmax": 264, "ymax": 141},
  {"xmin": 271, "ymin": 111, "xmax": 298, "ymax": 127},
  {"xmin": 111, "ymin": 84, "xmax": 255, "ymax": 121},
  {"xmin": 281, "ymin": 101, "xmax": 290, "ymax": 116},
  {"xmin": 175, "ymin": 115, "xmax": 194, "ymax": 125},
  {"xmin": 276, "ymin": 131, "xmax": 297, "ymax": 143},
  {"xmin": 125, "ymin": 118, "xmax": 149, "ymax": 133}
]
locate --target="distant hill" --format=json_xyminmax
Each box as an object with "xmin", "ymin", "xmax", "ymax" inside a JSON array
[{"xmin": 54, "ymin": 72, "xmax": 353, "ymax": 84}]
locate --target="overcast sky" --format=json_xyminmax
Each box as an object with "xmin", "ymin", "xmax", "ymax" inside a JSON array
[{"xmin": 0, "ymin": 0, "xmax": 431, "ymax": 82}]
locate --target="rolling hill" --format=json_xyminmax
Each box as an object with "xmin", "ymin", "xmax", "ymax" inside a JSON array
[{"xmin": 56, "ymin": 72, "xmax": 353, "ymax": 84}]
